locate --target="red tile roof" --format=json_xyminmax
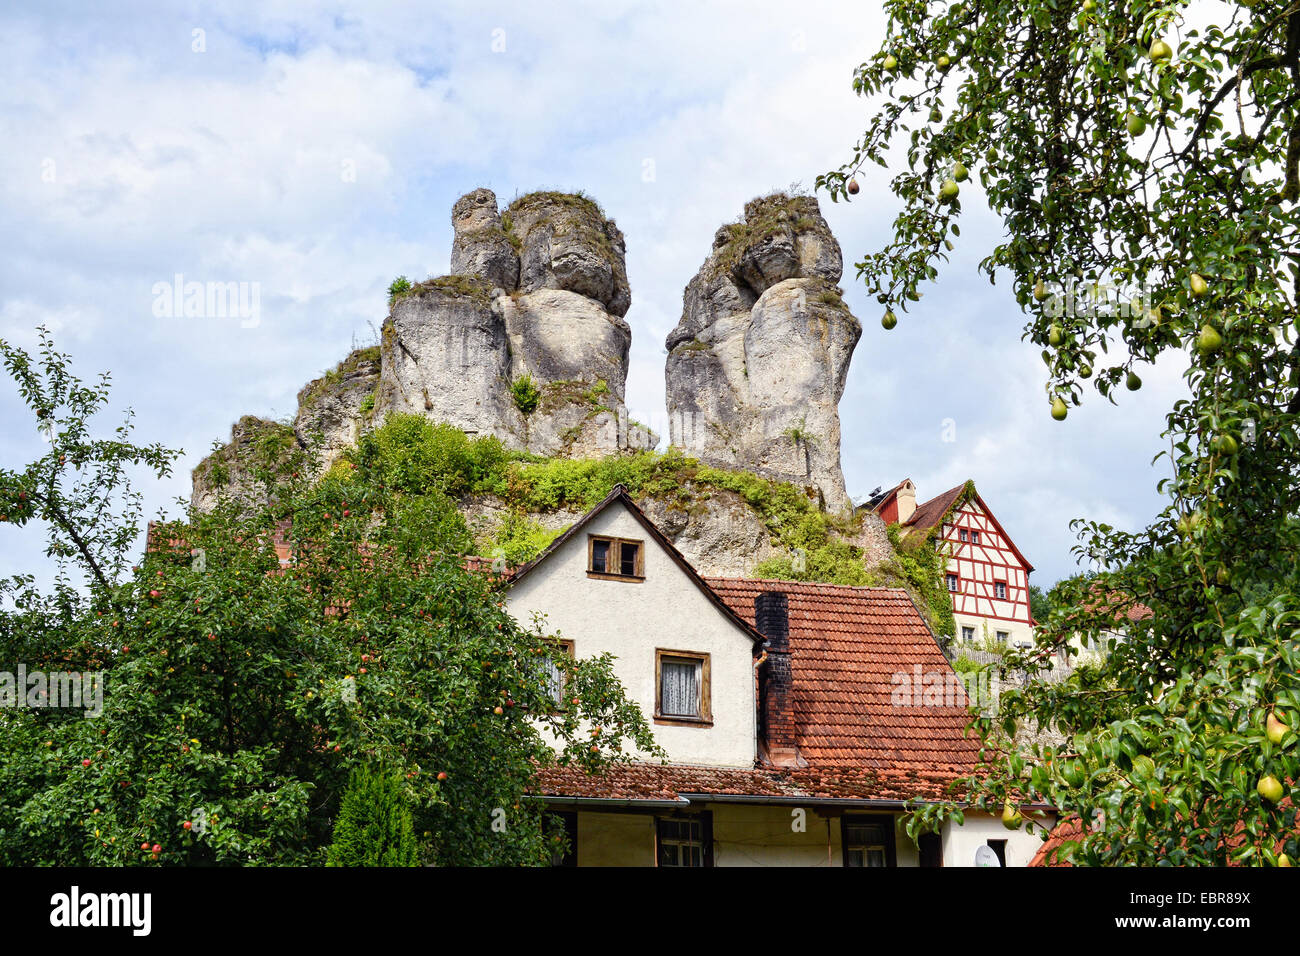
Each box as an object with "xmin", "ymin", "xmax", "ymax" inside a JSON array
[
  {"xmin": 706, "ymin": 578, "xmax": 982, "ymax": 779},
  {"xmin": 535, "ymin": 762, "xmax": 963, "ymax": 805},
  {"xmin": 903, "ymin": 483, "xmax": 968, "ymax": 533}
]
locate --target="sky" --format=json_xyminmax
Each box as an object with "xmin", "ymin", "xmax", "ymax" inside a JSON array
[{"xmin": 0, "ymin": 0, "xmax": 1188, "ymax": 589}]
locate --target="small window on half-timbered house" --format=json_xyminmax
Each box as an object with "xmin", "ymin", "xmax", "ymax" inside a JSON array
[
  {"xmin": 994, "ymin": 580, "xmax": 1007, "ymax": 600},
  {"xmin": 958, "ymin": 529, "xmax": 969, "ymax": 542},
  {"xmin": 587, "ymin": 535, "xmax": 644, "ymax": 580},
  {"xmin": 961, "ymin": 626, "xmax": 976, "ymax": 642},
  {"xmin": 946, "ymin": 573, "xmax": 959, "ymax": 592},
  {"xmin": 971, "ymin": 530, "xmax": 980, "ymax": 544}
]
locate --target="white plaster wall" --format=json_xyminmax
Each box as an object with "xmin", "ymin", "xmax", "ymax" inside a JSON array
[
  {"xmin": 942, "ymin": 812, "xmax": 1053, "ymax": 867},
  {"xmin": 507, "ymin": 502, "xmax": 757, "ymax": 767}
]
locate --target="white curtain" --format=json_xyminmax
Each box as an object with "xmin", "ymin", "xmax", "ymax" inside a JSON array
[{"xmin": 662, "ymin": 660, "xmax": 699, "ymax": 716}]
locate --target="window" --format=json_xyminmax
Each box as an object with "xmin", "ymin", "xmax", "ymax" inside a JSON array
[
  {"xmin": 958, "ymin": 529, "xmax": 969, "ymax": 542},
  {"xmin": 919, "ymin": 832, "xmax": 943, "ymax": 868},
  {"xmin": 656, "ymin": 814, "xmax": 712, "ymax": 867},
  {"xmin": 996, "ymin": 630, "xmax": 1009, "ymax": 645},
  {"xmin": 971, "ymin": 531, "xmax": 980, "ymax": 544},
  {"xmin": 841, "ymin": 815, "xmax": 897, "ymax": 867},
  {"xmin": 994, "ymin": 580, "xmax": 1007, "ymax": 600},
  {"xmin": 946, "ymin": 573, "xmax": 959, "ymax": 592},
  {"xmin": 539, "ymin": 640, "xmax": 574, "ymax": 708},
  {"xmin": 587, "ymin": 535, "xmax": 644, "ymax": 580},
  {"xmin": 986, "ymin": 838, "xmax": 1007, "ymax": 867},
  {"xmin": 961, "ymin": 626, "xmax": 976, "ymax": 642},
  {"xmin": 655, "ymin": 649, "xmax": 711, "ymax": 723}
]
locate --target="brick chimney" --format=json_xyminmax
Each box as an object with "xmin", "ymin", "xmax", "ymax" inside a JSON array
[
  {"xmin": 895, "ymin": 480, "xmax": 917, "ymax": 523},
  {"xmin": 756, "ymin": 591, "xmax": 805, "ymax": 768}
]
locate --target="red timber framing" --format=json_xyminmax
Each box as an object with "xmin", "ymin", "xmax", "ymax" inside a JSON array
[{"xmin": 936, "ymin": 498, "xmax": 1033, "ymax": 626}]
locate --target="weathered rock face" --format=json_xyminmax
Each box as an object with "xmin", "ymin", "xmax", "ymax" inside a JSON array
[
  {"xmin": 191, "ymin": 415, "xmax": 298, "ymax": 514},
  {"xmin": 665, "ymin": 193, "xmax": 861, "ymax": 512},
  {"xmin": 375, "ymin": 276, "xmax": 521, "ymax": 442},
  {"xmin": 377, "ymin": 188, "xmax": 655, "ymax": 456},
  {"xmin": 294, "ymin": 347, "xmax": 381, "ymax": 474}
]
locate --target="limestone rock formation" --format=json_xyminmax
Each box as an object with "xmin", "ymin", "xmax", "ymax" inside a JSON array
[
  {"xmin": 665, "ymin": 193, "xmax": 861, "ymax": 512},
  {"xmin": 377, "ymin": 188, "xmax": 654, "ymax": 456},
  {"xmin": 191, "ymin": 415, "xmax": 299, "ymax": 514},
  {"xmin": 294, "ymin": 346, "xmax": 381, "ymax": 473}
]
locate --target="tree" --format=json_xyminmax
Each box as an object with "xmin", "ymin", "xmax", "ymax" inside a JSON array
[
  {"xmin": 822, "ymin": 2, "xmax": 1300, "ymax": 864},
  {"xmin": 1028, "ymin": 584, "xmax": 1052, "ymax": 625},
  {"xmin": 0, "ymin": 330, "xmax": 659, "ymax": 865},
  {"xmin": 326, "ymin": 764, "xmax": 418, "ymax": 866}
]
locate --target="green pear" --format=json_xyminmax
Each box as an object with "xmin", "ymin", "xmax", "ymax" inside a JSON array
[
  {"xmin": 1215, "ymin": 565, "xmax": 1231, "ymax": 585},
  {"xmin": 1257, "ymin": 774, "xmax": 1284, "ymax": 804},
  {"xmin": 1213, "ymin": 433, "xmax": 1238, "ymax": 456},
  {"xmin": 1048, "ymin": 323, "xmax": 1063, "ymax": 345},
  {"xmin": 1189, "ymin": 273, "xmax": 1208, "ymax": 298},
  {"xmin": 1079, "ymin": 363, "xmax": 1093, "ymax": 379},
  {"xmin": 1267, "ymin": 711, "xmax": 1290, "ymax": 745},
  {"xmin": 930, "ymin": 106, "xmax": 943, "ymax": 123},
  {"xmin": 1197, "ymin": 324, "xmax": 1224, "ymax": 356},
  {"xmin": 1082, "ymin": 0, "xmax": 1097, "ymax": 10},
  {"xmin": 883, "ymin": 54, "xmax": 898, "ymax": 72},
  {"xmin": 940, "ymin": 178, "xmax": 960, "ymax": 202},
  {"xmin": 953, "ymin": 161, "xmax": 969, "ymax": 182},
  {"xmin": 1051, "ymin": 397, "xmax": 1069, "ymax": 421},
  {"xmin": 1149, "ymin": 39, "xmax": 1173, "ymax": 63},
  {"xmin": 881, "ymin": 310, "xmax": 897, "ymax": 330},
  {"xmin": 1126, "ymin": 370, "xmax": 1142, "ymax": 391},
  {"xmin": 1001, "ymin": 800, "xmax": 1023, "ymax": 830},
  {"xmin": 936, "ymin": 54, "xmax": 951, "ymax": 71},
  {"xmin": 1279, "ymin": 853, "xmax": 1293, "ymax": 867},
  {"xmin": 1035, "ymin": 281, "xmax": 1051, "ymax": 304},
  {"xmin": 1127, "ymin": 112, "xmax": 1147, "ymax": 137}
]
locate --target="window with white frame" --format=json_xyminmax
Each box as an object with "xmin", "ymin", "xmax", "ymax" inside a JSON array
[
  {"xmin": 946, "ymin": 573, "xmax": 959, "ymax": 592},
  {"xmin": 961, "ymin": 626, "xmax": 976, "ymax": 642},
  {"xmin": 994, "ymin": 580, "xmax": 1007, "ymax": 599}
]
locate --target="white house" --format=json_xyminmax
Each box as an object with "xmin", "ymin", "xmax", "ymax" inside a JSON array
[{"xmin": 504, "ymin": 485, "xmax": 1054, "ymax": 866}]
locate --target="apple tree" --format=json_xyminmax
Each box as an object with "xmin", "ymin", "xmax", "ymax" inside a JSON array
[
  {"xmin": 822, "ymin": 0, "xmax": 1300, "ymax": 863},
  {"xmin": 0, "ymin": 330, "xmax": 659, "ymax": 865}
]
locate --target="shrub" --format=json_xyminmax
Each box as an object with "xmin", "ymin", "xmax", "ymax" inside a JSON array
[
  {"xmin": 326, "ymin": 764, "xmax": 419, "ymax": 867},
  {"xmin": 511, "ymin": 375, "xmax": 540, "ymax": 415},
  {"xmin": 387, "ymin": 275, "xmax": 412, "ymax": 300}
]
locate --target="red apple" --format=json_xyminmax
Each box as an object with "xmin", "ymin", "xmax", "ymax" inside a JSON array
[
  {"xmin": 182, "ymin": 821, "xmax": 192, "ymax": 830},
  {"xmin": 437, "ymin": 771, "xmax": 448, "ymax": 781},
  {"xmin": 149, "ymin": 590, "xmax": 159, "ymax": 599},
  {"xmin": 152, "ymin": 844, "xmax": 161, "ymax": 853},
  {"xmin": 81, "ymin": 759, "xmax": 91, "ymax": 767},
  {"xmin": 141, "ymin": 842, "xmax": 150, "ymax": 851}
]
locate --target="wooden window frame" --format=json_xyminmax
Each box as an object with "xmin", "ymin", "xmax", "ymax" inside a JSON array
[
  {"xmin": 946, "ymin": 572, "xmax": 959, "ymax": 593},
  {"xmin": 540, "ymin": 639, "xmax": 575, "ymax": 713},
  {"xmin": 994, "ymin": 580, "xmax": 1007, "ymax": 600},
  {"xmin": 840, "ymin": 813, "xmax": 898, "ymax": 868},
  {"xmin": 655, "ymin": 811, "xmax": 714, "ymax": 867},
  {"xmin": 654, "ymin": 648, "xmax": 712, "ymax": 726},
  {"xmin": 971, "ymin": 530, "xmax": 980, "ymax": 544},
  {"xmin": 586, "ymin": 534, "xmax": 645, "ymax": 582}
]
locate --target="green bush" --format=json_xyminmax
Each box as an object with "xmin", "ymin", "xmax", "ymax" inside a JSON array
[
  {"xmin": 387, "ymin": 275, "xmax": 412, "ymax": 300},
  {"xmin": 511, "ymin": 375, "xmax": 540, "ymax": 415},
  {"xmin": 352, "ymin": 414, "xmax": 508, "ymax": 497},
  {"xmin": 326, "ymin": 764, "xmax": 419, "ymax": 867}
]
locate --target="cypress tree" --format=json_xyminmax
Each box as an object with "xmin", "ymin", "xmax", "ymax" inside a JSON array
[{"xmin": 326, "ymin": 764, "xmax": 420, "ymax": 866}]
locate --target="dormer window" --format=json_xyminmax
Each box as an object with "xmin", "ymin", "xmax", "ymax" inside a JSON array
[{"xmin": 588, "ymin": 535, "xmax": 644, "ymax": 581}]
